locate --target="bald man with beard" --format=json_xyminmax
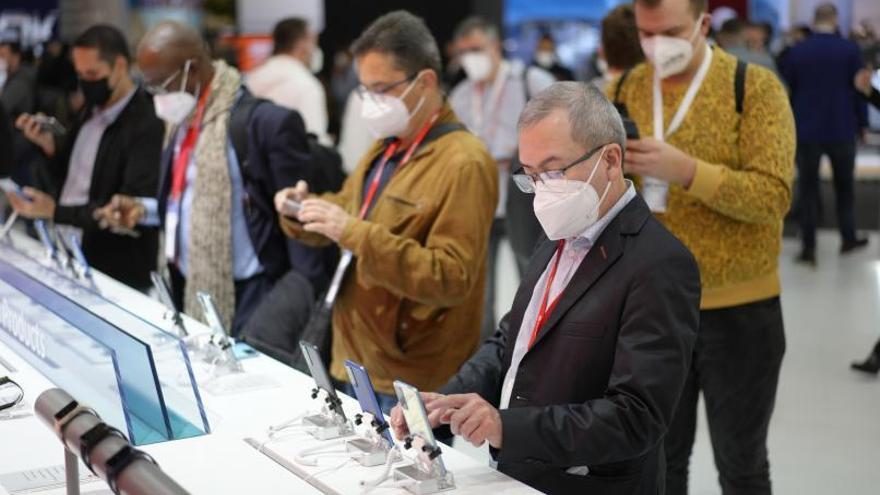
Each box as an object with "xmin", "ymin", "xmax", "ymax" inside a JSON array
[{"xmin": 96, "ymin": 21, "xmax": 330, "ymax": 336}]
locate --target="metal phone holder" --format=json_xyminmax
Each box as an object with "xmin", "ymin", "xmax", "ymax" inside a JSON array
[
  {"xmin": 203, "ymin": 333, "xmax": 243, "ymax": 374},
  {"xmin": 393, "ymin": 435, "xmax": 455, "ymax": 494},
  {"xmin": 302, "ymin": 388, "xmax": 354, "ymax": 441},
  {"xmin": 346, "ymin": 413, "xmax": 400, "ymax": 467}
]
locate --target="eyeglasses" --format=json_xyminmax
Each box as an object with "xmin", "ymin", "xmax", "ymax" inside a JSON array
[
  {"xmin": 355, "ymin": 74, "xmax": 416, "ymax": 102},
  {"xmin": 143, "ymin": 58, "xmax": 193, "ymax": 96},
  {"xmin": 0, "ymin": 376, "xmax": 23, "ymax": 414},
  {"xmin": 512, "ymin": 143, "xmax": 608, "ymax": 193}
]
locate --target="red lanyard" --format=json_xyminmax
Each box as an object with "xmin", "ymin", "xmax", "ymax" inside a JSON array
[
  {"xmin": 170, "ymin": 86, "xmax": 212, "ymax": 201},
  {"xmin": 527, "ymin": 240, "xmax": 566, "ymax": 349},
  {"xmin": 357, "ymin": 110, "xmax": 440, "ymax": 219}
]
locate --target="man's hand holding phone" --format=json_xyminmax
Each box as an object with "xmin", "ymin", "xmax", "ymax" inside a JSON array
[
  {"xmin": 94, "ymin": 194, "xmax": 146, "ymax": 230},
  {"xmin": 274, "ymin": 180, "xmax": 310, "ymax": 220},
  {"xmin": 15, "ymin": 113, "xmax": 57, "ymax": 157},
  {"xmin": 389, "ymin": 391, "xmax": 446, "ymax": 440}
]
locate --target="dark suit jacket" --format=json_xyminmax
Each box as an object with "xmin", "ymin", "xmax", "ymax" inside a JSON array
[
  {"xmin": 0, "ymin": 101, "xmax": 11, "ymax": 177},
  {"xmin": 156, "ymin": 88, "xmax": 330, "ymax": 292},
  {"xmin": 47, "ymin": 88, "xmax": 163, "ymax": 290},
  {"xmin": 440, "ymin": 195, "xmax": 701, "ymax": 495},
  {"xmin": 779, "ymin": 33, "xmax": 867, "ymax": 142}
]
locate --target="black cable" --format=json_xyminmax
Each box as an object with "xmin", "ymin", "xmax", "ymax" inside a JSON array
[{"xmin": 0, "ymin": 376, "xmax": 24, "ymax": 412}]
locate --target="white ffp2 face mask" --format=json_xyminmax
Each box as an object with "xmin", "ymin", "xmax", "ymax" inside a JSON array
[
  {"xmin": 460, "ymin": 51, "xmax": 493, "ymax": 81},
  {"xmin": 640, "ymin": 14, "xmax": 705, "ymax": 79},
  {"xmin": 153, "ymin": 60, "xmax": 199, "ymax": 125},
  {"xmin": 310, "ymin": 46, "xmax": 324, "ymax": 74},
  {"xmin": 533, "ymin": 146, "xmax": 611, "ymax": 240},
  {"xmin": 360, "ymin": 75, "xmax": 424, "ymax": 139},
  {"xmin": 154, "ymin": 91, "xmax": 197, "ymax": 126}
]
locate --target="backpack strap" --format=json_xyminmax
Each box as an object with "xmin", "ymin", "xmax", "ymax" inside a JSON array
[
  {"xmin": 422, "ymin": 122, "xmax": 467, "ymax": 144},
  {"xmin": 613, "ymin": 68, "xmax": 633, "ymax": 106},
  {"xmin": 229, "ymin": 91, "xmax": 269, "ymax": 178},
  {"xmin": 734, "ymin": 59, "xmax": 747, "ymax": 114}
]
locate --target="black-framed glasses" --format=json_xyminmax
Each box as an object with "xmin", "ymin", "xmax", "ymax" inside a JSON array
[
  {"xmin": 0, "ymin": 376, "xmax": 23, "ymax": 413},
  {"xmin": 512, "ymin": 143, "xmax": 608, "ymax": 193},
  {"xmin": 143, "ymin": 58, "xmax": 194, "ymax": 96},
  {"xmin": 355, "ymin": 74, "xmax": 416, "ymax": 101}
]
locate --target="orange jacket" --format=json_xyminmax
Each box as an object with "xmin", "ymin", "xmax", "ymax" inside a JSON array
[{"xmin": 280, "ymin": 103, "xmax": 498, "ymax": 394}]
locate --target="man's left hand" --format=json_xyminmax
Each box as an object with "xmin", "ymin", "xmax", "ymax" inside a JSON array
[
  {"xmin": 624, "ymin": 138, "xmax": 697, "ymax": 188},
  {"xmin": 298, "ymin": 198, "xmax": 352, "ymax": 243},
  {"xmin": 6, "ymin": 187, "xmax": 56, "ymax": 219},
  {"xmin": 429, "ymin": 393, "xmax": 503, "ymax": 449}
]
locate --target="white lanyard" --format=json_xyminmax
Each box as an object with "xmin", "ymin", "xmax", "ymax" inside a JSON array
[
  {"xmin": 471, "ymin": 61, "xmax": 509, "ymax": 139},
  {"xmin": 653, "ymin": 45, "xmax": 713, "ymax": 141}
]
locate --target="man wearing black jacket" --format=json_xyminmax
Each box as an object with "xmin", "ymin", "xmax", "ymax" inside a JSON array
[
  {"xmin": 7, "ymin": 25, "xmax": 162, "ymax": 291},
  {"xmin": 390, "ymin": 82, "xmax": 701, "ymax": 494},
  {"xmin": 96, "ymin": 21, "xmax": 329, "ymax": 336}
]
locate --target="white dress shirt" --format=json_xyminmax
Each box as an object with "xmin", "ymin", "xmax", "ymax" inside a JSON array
[
  {"xmin": 246, "ymin": 54, "xmax": 330, "ymax": 145},
  {"xmin": 498, "ymin": 182, "xmax": 637, "ymax": 410},
  {"xmin": 449, "ymin": 60, "xmax": 555, "ymax": 218}
]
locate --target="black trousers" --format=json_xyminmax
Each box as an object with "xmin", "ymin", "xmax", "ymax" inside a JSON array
[
  {"xmin": 665, "ymin": 297, "xmax": 786, "ymax": 495},
  {"xmin": 796, "ymin": 140, "xmax": 858, "ymax": 249},
  {"xmin": 168, "ymin": 263, "xmax": 271, "ymax": 338}
]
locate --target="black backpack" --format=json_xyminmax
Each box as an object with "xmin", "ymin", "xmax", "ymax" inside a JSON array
[{"xmin": 229, "ymin": 92, "xmax": 346, "ymax": 194}]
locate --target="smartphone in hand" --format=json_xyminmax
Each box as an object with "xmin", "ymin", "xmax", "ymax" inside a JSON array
[{"xmin": 280, "ymin": 198, "xmax": 302, "ymax": 218}]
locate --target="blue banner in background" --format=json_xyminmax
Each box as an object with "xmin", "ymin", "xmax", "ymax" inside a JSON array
[{"xmin": 0, "ymin": 0, "xmax": 59, "ymax": 47}]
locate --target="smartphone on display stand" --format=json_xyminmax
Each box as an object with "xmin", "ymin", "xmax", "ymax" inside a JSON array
[
  {"xmin": 64, "ymin": 234, "xmax": 90, "ymax": 277},
  {"xmin": 196, "ymin": 291, "xmax": 241, "ymax": 371},
  {"xmin": 151, "ymin": 270, "xmax": 188, "ymax": 339},
  {"xmin": 300, "ymin": 341, "xmax": 344, "ymax": 416},
  {"xmin": 33, "ymin": 220, "xmax": 57, "ymax": 259},
  {"xmin": 393, "ymin": 381, "xmax": 450, "ymax": 479},
  {"xmin": 0, "ymin": 178, "xmax": 32, "ymax": 202},
  {"xmin": 344, "ymin": 360, "xmax": 393, "ymax": 446}
]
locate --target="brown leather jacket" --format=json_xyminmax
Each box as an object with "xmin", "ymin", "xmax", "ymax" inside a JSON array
[{"xmin": 280, "ymin": 103, "xmax": 498, "ymax": 394}]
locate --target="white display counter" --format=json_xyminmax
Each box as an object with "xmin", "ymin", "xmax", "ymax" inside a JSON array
[{"xmin": 0, "ymin": 230, "xmax": 538, "ymax": 495}]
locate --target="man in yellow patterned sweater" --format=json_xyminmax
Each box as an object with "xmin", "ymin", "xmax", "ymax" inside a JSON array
[{"xmin": 610, "ymin": 0, "xmax": 795, "ymax": 494}]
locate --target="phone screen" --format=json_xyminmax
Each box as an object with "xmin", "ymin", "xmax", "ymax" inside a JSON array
[
  {"xmin": 281, "ymin": 199, "xmax": 302, "ymax": 218},
  {"xmin": 393, "ymin": 380, "xmax": 447, "ymax": 475}
]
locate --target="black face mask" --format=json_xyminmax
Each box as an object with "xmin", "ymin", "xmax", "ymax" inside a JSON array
[{"xmin": 80, "ymin": 77, "xmax": 113, "ymax": 107}]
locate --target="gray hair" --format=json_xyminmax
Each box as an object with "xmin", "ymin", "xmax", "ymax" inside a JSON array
[
  {"xmin": 453, "ymin": 16, "xmax": 500, "ymax": 42},
  {"xmin": 351, "ymin": 10, "xmax": 442, "ymax": 76},
  {"xmin": 518, "ymin": 81, "xmax": 626, "ymax": 152}
]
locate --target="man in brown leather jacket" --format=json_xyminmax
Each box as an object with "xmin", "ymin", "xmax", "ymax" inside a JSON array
[{"xmin": 275, "ymin": 10, "xmax": 497, "ymax": 410}]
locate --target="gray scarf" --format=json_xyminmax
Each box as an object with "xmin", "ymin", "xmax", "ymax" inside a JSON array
[{"xmin": 184, "ymin": 60, "xmax": 240, "ymax": 332}]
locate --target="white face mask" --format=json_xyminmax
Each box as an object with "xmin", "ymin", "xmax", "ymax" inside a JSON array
[
  {"xmin": 596, "ymin": 57, "xmax": 609, "ymax": 78},
  {"xmin": 534, "ymin": 50, "xmax": 555, "ymax": 68},
  {"xmin": 0, "ymin": 58, "xmax": 7, "ymax": 88},
  {"xmin": 460, "ymin": 51, "xmax": 493, "ymax": 81},
  {"xmin": 153, "ymin": 60, "xmax": 198, "ymax": 126},
  {"xmin": 533, "ymin": 146, "xmax": 611, "ymax": 240},
  {"xmin": 360, "ymin": 75, "xmax": 424, "ymax": 139},
  {"xmin": 640, "ymin": 14, "xmax": 705, "ymax": 79},
  {"xmin": 310, "ymin": 46, "xmax": 324, "ymax": 73}
]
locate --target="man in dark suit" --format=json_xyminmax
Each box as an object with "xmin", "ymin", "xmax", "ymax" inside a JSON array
[
  {"xmin": 390, "ymin": 82, "xmax": 701, "ymax": 494},
  {"xmin": 96, "ymin": 20, "xmax": 329, "ymax": 336},
  {"xmin": 780, "ymin": 2, "xmax": 869, "ymax": 264},
  {"xmin": 7, "ymin": 25, "xmax": 162, "ymax": 291}
]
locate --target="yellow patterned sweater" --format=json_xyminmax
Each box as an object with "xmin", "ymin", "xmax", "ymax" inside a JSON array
[{"xmin": 611, "ymin": 48, "xmax": 795, "ymax": 310}]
